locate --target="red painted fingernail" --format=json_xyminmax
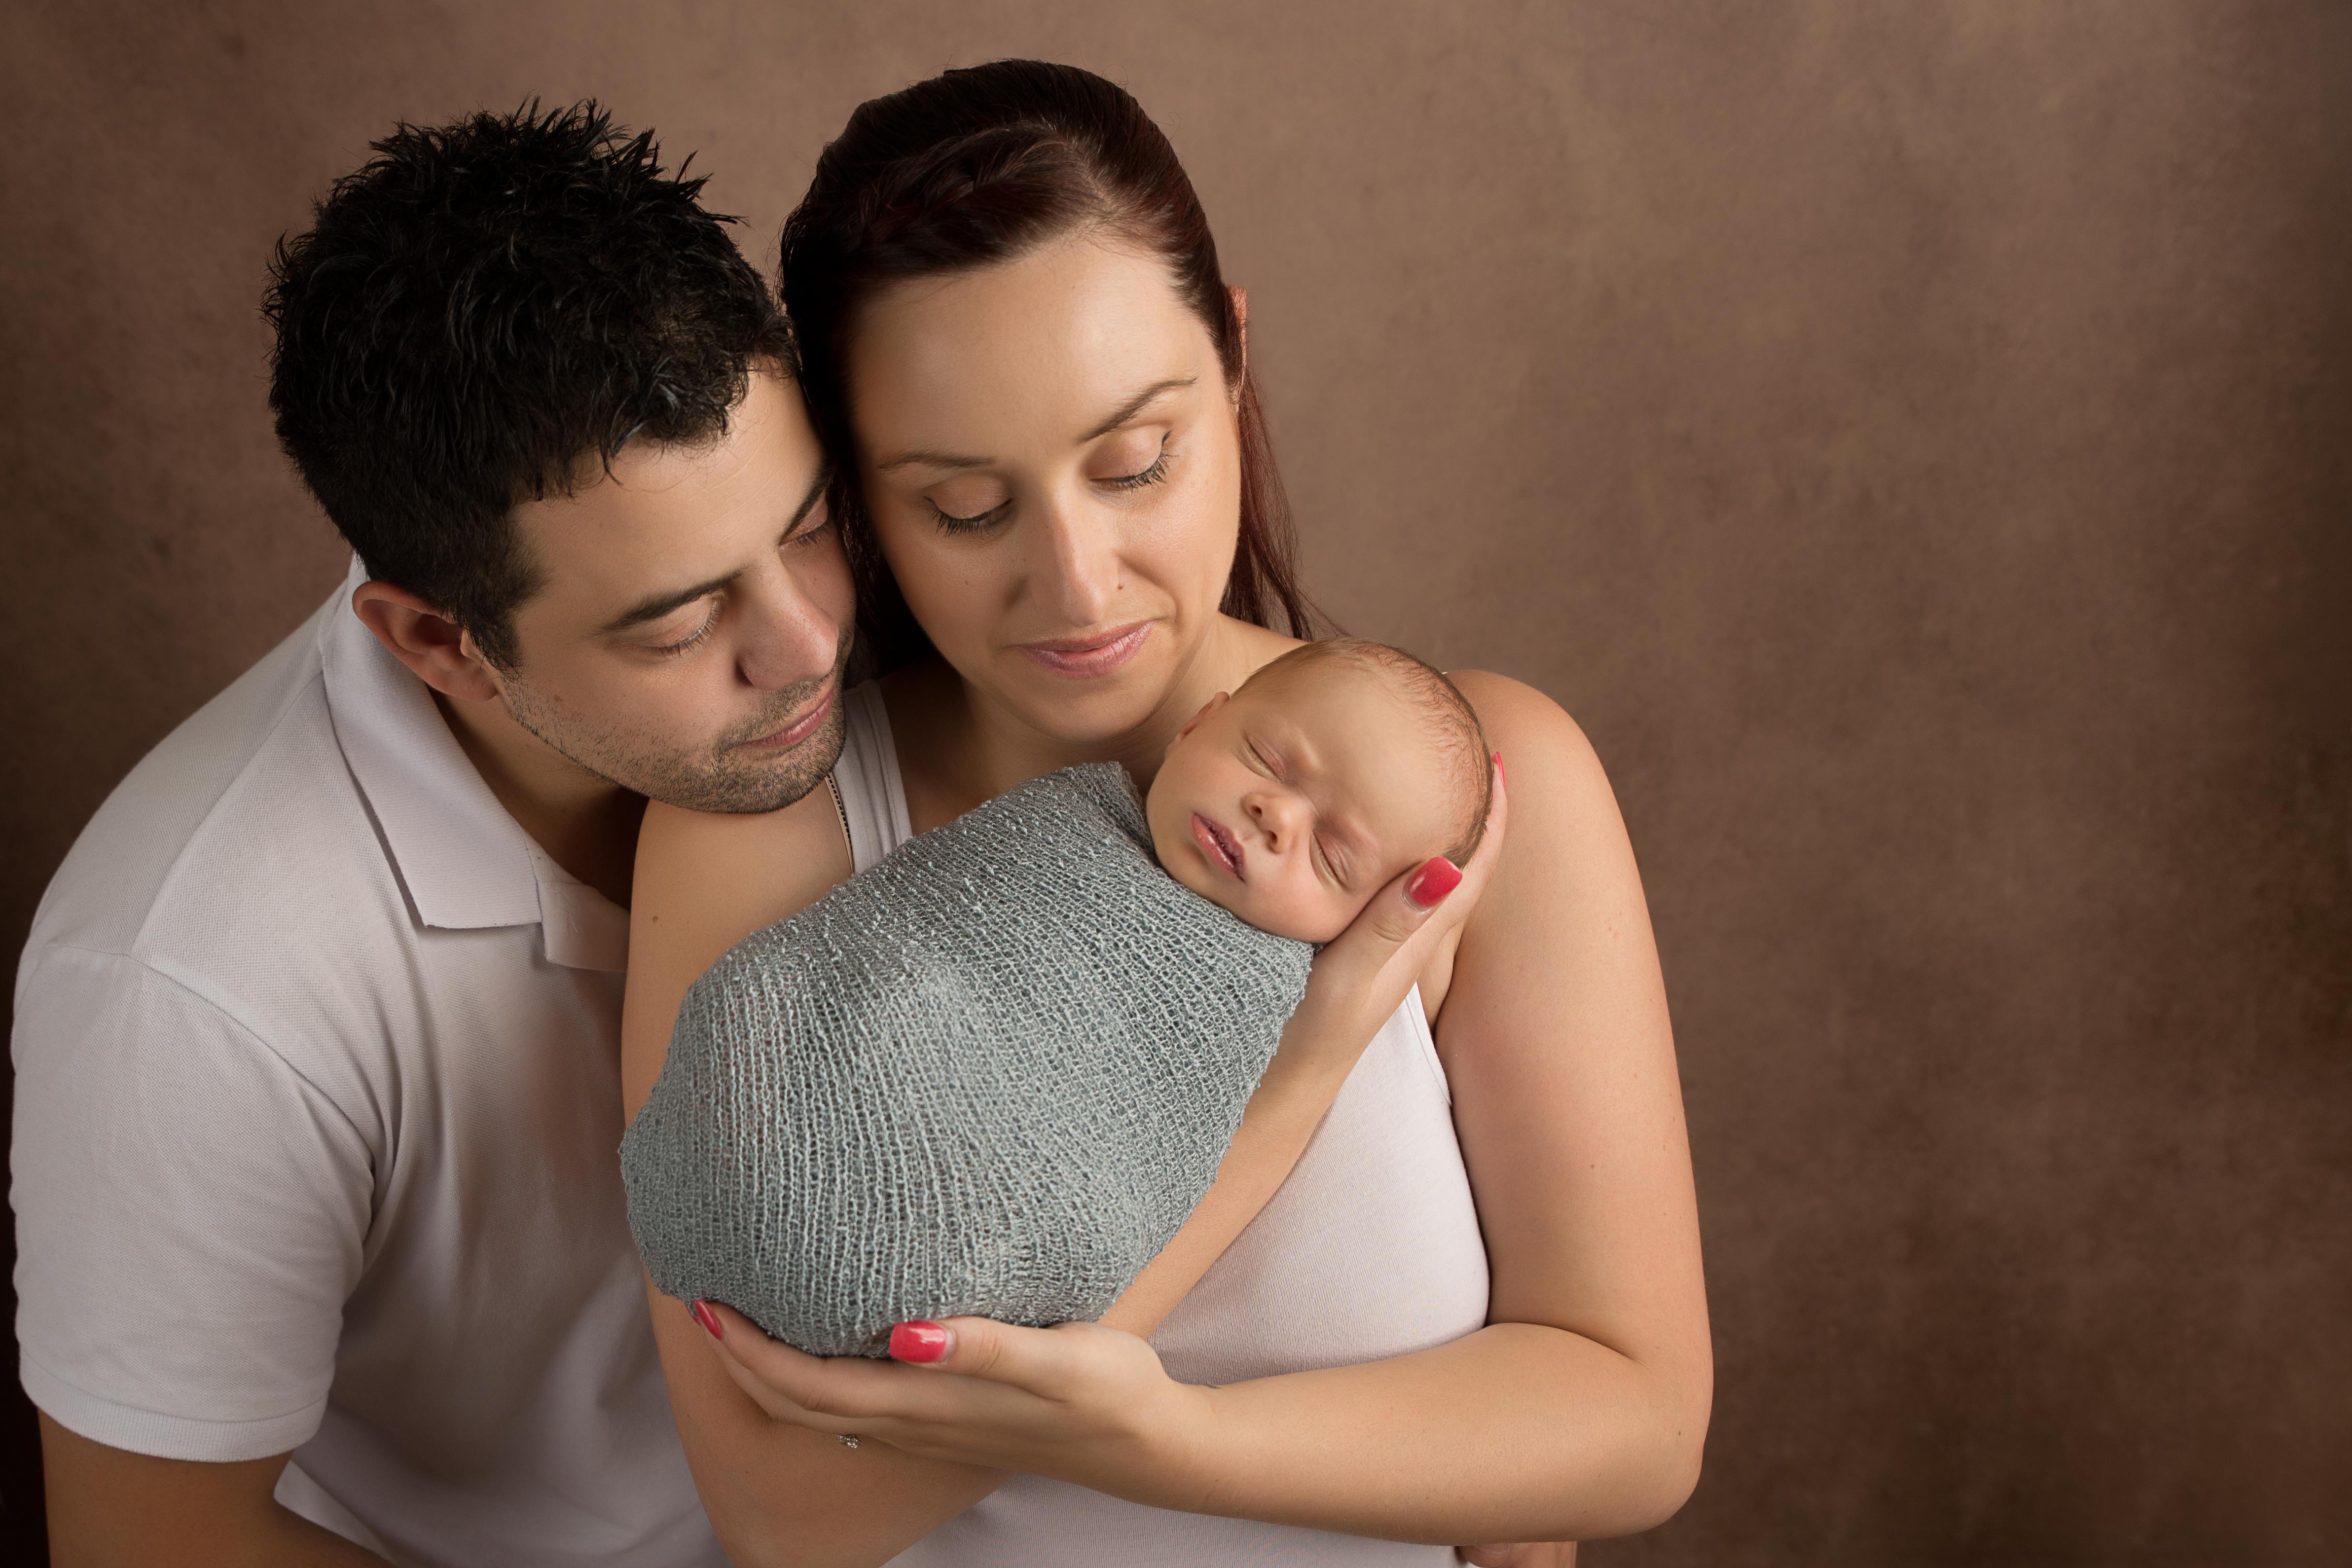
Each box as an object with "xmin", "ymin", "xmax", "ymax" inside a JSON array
[
  {"xmin": 1405, "ymin": 856, "xmax": 1462, "ymax": 909},
  {"xmin": 691, "ymin": 1300, "xmax": 724, "ymax": 1340},
  {"xmin": 1492, "ymin": 750, "xmax": 1505, "ymax": 784},
  {"xmin": 889, "ymin": 1321, "xmax": 950, "ymax": 1362}
]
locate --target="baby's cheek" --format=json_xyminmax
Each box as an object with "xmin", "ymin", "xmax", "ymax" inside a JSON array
[
  {"xmin": 1317, "ymin": 888, "xmax": 1368, "ymax": 943},
  {"xmin": 1264, "ymin": 885, "xmax": 1354, "ymax": 946}
]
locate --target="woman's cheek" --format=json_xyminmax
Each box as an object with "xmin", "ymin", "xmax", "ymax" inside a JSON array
[{"xmin": 876, "ymin": 510, "xmax": 988, "ymax": 648}]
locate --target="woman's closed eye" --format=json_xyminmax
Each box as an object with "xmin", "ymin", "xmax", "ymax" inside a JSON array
[
  {"xmin": 927, "ymin": 492, "xmax": 1013, "ymax": 533},
  {"xmin": 1099, "ymin": 435, "xmax": 1172, "ymax": 492}
]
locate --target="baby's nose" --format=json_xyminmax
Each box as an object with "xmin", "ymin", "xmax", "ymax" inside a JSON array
[{"xmin": 1246, "ymin": 792, "xmax": 1298, "ymax": 845}]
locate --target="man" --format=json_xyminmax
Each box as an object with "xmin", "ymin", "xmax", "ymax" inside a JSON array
[{"xmin": 12, "ymin": 103, "xmax": 849, "ymax": 1563}]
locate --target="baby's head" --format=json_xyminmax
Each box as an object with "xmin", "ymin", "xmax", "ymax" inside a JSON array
[{"xmin": 1145, "ymin": 639, "xmax": 1492, "ymax": 943}]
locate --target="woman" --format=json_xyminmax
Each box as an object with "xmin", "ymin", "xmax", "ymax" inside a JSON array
[{"xmin": 621, "ymin": 61, "xmax": 1708, "ymax": 1566}]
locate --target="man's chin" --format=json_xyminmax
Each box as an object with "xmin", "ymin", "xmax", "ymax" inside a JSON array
[{"xmin": 667, "ymin": 703, "xmax": 850, "ymax": 816}]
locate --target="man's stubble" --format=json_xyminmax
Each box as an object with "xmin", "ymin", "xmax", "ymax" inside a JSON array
[{"xmin": 500, "ymin": 628, "xmax": 857, "ymax": 815}]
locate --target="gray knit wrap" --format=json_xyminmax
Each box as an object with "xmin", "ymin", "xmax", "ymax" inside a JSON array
[{"xmin": 618, "ymin": 762, "xmax": 1313, "ymax": 1356}]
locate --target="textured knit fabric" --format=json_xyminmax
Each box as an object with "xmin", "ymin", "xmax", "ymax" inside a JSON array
[
  {"xmin": 824, "ymin": 686, "xmax": 1491, "ymax": 1568},
  {"xmin": 619, "ymin": 762, "xmax": 1314, "ymax": 1356}
]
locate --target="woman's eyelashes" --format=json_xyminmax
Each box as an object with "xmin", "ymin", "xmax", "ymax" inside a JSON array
[
  {"xmin": 926, "ymin": 494, "xmax": 1011, "ymax": 533},
  {"xmin": 1102, "ymin": 437, "xmax": 1173, "ymax": 492},
  {"xmin": 920, "ymin": 435, "xmax": 1176, "ymax": 533}
]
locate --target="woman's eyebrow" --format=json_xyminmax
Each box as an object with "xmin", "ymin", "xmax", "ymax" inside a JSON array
[
  {"xmin": 875, "ymin": 447, "xmax": 987, "ymax": 474},
  {"xmin": 873, "ymin": 376, "xmax": 1199, "ymax": 474},
  {"xmin": 1078, "ymin": 375, "xmax": 1196, "ymax": 441}
]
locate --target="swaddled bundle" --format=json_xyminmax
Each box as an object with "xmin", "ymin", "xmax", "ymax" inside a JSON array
[{"xmin": 619, "ymin": 762, "xmax": 1313, "ymax": 1356}]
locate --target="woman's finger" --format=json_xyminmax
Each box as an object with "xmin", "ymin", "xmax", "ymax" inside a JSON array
[
  {"xmin": 1449, "ymin": 752, "xmax": 1511, "ymax": 903},
  {"xmin": 887, "ymin": 1315, "xmax": 1123, "ymax": 1403},
  {"xmin": 1318, "ymin": 754, "xmax": 1509, "ymax": 982},
  {"xmin": 696, "ymin": 1301, "xmax": 932, "ymax": 1424}
]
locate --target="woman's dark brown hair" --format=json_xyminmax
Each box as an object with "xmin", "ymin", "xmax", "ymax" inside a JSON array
[{"xmin": 778, "ymin": 59, "xmax": 1316, "ymax": 671}]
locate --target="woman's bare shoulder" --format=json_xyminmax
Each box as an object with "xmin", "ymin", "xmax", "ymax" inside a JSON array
[
  {"xmin": 635, "ymin": 785, "xmax": 851, "ymax": 933},
  {"xmin": 1446, "ymin": 669, "xmax": 1623, "ymax": 846},
  {"xmin": 621, "ymin": 785, "xmax": 852, "ymax": 1112},
  {"xmin": 1443, "ymin": 667, "xmax": 1653, "ymax": 1000}
]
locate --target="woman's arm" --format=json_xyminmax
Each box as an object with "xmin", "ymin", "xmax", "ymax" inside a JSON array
[
  {"xmin": 623, "ymin": 772, "xmax": 1505, "ymax": 1565},
  {"xmin": 1160, "ymin": 672, "xmax": 1707, "ymax": 1538},
  {"xmin": 622, "ymin": 791, "xmax": 1009, "ymax": 1567},
  {"xmin": 686, "ymin": 675, "xmax": 1709, "ymax": 1544}
]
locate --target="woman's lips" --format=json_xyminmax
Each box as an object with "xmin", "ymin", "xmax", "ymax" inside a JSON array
[
  {"xmin": 1191, "ymin": 811, "xmax": 1244, "ymax": 879},
  {"xmin": 736, "ymin": 687, "xmax": 835, "ymax": 752},
  {"xmin": 1014, "ymin": 620, "xmax": 1152, "ymax": 679}
]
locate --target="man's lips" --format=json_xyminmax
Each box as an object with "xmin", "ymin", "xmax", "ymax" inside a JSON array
[
  {"xmin": 1191, "ymin": 811, "xmax": 1244, "ymax": 879},
  {"xmin": 1014, "ymin": 620, "xmax": 1152, "ymax": 678},
  {"xmin": 735, "ymin": 686, "xmax": 835, "ymax": 753}
]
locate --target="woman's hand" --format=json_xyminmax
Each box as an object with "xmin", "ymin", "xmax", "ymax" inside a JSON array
[
  {"xmin": 687, "ymin": 1305, "xmax": 1216, "ymax": 1509},
  {"xmin": 1093, "ymin": 756, "xmax": 1509, "ymax": 1338},
  {"xmin": 1277, "ymin": 755, "xmax": 1509, "ymax": 1074}
]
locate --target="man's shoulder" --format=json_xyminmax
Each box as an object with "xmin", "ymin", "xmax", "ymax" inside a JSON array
[{"xmin": 26, "ymin": 592, "xmax": 404, "ymax": 984}]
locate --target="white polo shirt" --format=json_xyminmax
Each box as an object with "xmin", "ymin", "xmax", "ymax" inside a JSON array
[{"xmin": 11, "ymin": 564, "xmax": 724, "ymax": 1566}]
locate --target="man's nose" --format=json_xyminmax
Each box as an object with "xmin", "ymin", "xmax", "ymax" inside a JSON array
[
  {"xmin": 1029, "ymin": 493, "xmax": 1122, "ymax": 627},
  {"xmin": 734, "ymin": 569, "xmax": 840, "ymax": 691}
]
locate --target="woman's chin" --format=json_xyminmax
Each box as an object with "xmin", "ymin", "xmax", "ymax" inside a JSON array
[{"xmin": 995, "ymin": 652, "xmax": 1177, "ymax": 746}]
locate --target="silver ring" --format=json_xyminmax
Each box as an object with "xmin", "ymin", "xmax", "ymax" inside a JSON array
[{"xmin": 835, "ymin": 1433, "xmax": 861, "ymax": 1449}]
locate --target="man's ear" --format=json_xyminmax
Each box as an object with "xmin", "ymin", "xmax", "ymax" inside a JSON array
[
  {"xmin": 1170, "ymin": 691, "xmax": 1230, "ymax": 751},
  {"xmin": 350, "ymin": 582, "xmax": 505, "ymax": 703},
  {"xmin": 1228, "ymin": 285, "xmax": 1249, "ymax": 403}
]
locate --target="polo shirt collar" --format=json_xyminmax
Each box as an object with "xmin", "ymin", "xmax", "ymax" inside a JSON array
[{"xmin": 318, "ymin": 561, "xmax": 629, "ymax": 973}]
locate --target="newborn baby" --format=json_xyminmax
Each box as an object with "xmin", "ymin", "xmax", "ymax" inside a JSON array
[{"xmin": 621, "ymin": 638, "xmax": 1490, "ymax": 1354}]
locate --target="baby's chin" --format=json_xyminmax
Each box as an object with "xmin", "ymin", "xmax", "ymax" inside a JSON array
[{"xmin": 1196, "ymin": 882, "xmax": 1350, "ymax": 945}]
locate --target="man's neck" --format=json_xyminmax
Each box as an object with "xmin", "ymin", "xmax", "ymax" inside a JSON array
[{"xmin": 432, "ymin": 691, "xmax": 645, "ymax": 909}]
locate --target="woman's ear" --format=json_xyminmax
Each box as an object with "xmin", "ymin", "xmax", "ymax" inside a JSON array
[
  {"xmin": 1228, "ymin": 285, "xmax": 1249, "ymax": 403},
  {"xmin": 350, "ymin": 582, "xmax": 506, "ymax": 703},
  {"xmin": 1170, "ymin": 690, "xmax": 1230, "ymax": 750}
]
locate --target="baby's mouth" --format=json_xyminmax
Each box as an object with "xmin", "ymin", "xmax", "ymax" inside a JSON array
[{"xmin": 1191, "ymin": 812, "xmax": 1244, "ymax": 879}]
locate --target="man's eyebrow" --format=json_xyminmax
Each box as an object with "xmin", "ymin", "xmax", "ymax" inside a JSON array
[
  {"xmin": 871, "ymin": 376, "xmax": 1199, "ymax": 474},
  {"xmin": 598, "ymin": 464, "xmax": 832, "ymax": 635}
]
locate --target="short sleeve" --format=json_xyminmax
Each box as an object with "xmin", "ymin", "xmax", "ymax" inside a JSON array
[{"xmin": 10, "ymin": 943, "xmax": 374, "ymax": 1460}]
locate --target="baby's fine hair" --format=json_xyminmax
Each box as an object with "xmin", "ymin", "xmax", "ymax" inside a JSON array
[{"xmin": 1239, "ymin": 638, "xmax": 1494, "ymax": 866}]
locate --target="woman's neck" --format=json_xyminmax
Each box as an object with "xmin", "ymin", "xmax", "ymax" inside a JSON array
[{"xmin": 886, "ymin": 614, "xmax": 1296, "ymax": 831}]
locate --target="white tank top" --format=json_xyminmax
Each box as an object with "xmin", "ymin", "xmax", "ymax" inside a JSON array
[{"xmin": 834, "ymin": 682, "xmax": 1491, "ymax": 1566}]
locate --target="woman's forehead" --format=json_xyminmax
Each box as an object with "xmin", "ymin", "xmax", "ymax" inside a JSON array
[{"xmin": 847, "ymin": 231, "xmax": 1215, "ymax": 452}]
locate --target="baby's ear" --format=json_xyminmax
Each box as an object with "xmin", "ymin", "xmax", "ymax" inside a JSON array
[{"xmin": 1171, "ymin": 691, "xmax": 1230, "ymax": 749}]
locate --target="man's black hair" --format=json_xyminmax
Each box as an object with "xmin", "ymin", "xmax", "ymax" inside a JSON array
[{"xmin": 265, "ymin": 101, "xmax": 791, "ymax": 667}]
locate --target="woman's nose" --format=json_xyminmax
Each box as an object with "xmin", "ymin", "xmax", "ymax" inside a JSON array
[{"xmin": 1029, "ymin": 495, "xmax": 1122, "ymax": 627}]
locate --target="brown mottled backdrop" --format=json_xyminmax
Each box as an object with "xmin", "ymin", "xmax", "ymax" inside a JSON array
[{"xmin": 2, "ymin": 1, "xmax": 2345, "ymax": 1560}]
